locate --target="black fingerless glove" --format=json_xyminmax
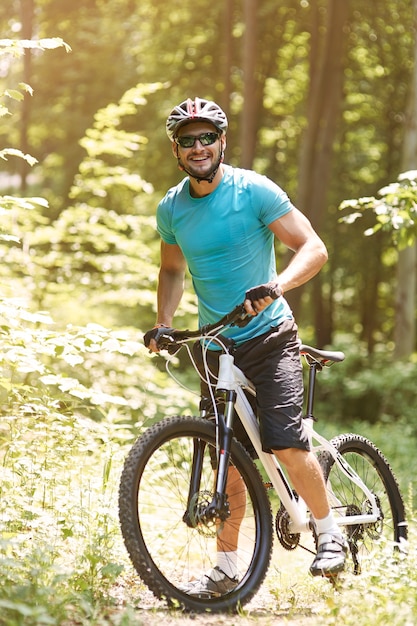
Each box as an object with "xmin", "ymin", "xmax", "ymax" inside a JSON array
[
  {"xmin": 143, "ymin": 325, "xmax": 175, "ymax": 349},
  {"xmin": 245, "ymin": 282, "xmax": 283, "ymax": 303}
]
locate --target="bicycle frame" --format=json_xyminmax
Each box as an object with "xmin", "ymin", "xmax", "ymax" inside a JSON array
[{"xmin": 215, "ymin": 352, "xmax": 382, "ymax": 535}]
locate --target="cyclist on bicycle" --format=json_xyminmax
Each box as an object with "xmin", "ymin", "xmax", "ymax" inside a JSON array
[{"xmin": 144, "ymin": 97, "xmax": 347, "ymax": 592}]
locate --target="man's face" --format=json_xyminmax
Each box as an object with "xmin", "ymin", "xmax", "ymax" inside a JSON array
[{"xmin": 173, "ymin": 121, "xmax": 225, "ymax": 180}]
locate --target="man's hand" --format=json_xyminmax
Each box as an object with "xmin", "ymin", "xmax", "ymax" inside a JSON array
[
  {"xmin": 244, "ymin": 282, "xmax": 282, "ymax": 316},
  {"xmin": 143, "ymin": 325, "xmax": 175, "ymax": 353}
]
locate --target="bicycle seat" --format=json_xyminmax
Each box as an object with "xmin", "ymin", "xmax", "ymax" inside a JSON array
[{"xmin": 299, "ymin": 344, "xmax": 345, "ymax": 364}]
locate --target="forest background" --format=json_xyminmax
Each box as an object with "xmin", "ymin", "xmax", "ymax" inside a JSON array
[{"xmin": 1, "ymin": 0, "xmax": 417, "ymax": 624}]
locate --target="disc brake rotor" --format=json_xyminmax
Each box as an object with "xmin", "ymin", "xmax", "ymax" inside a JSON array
[{"xmin": 188, "ymin": 491, "xmax": 221, "ymax": 538}]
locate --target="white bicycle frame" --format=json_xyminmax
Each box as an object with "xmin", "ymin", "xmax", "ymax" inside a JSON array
[{"xmin": 216, "ymin": 352, "xmax": 381, "ymax": 535}]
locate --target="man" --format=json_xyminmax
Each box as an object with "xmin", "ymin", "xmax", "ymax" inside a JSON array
[{"xmin": 144, "ymin": 97, "xmax": 347, "ymax": 594}]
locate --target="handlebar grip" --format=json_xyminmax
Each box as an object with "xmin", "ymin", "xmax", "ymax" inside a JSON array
[
  {"xmin": 245, "ymin": 282, "xmax": 282, "ymax": 304},
  {"xmin": 156, "ymin": 332, "xmax": 181, "ymax": 354}
]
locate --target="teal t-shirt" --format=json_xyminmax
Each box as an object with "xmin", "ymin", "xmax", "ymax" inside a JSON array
[{"xmin": 156, "ymin": 165, "xmax": 294, "ymax": 344}]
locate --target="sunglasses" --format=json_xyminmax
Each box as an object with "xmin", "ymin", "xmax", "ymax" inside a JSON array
[{"xmin": 175, "ymin": 132, "xmax": 220, "ymax": 148}]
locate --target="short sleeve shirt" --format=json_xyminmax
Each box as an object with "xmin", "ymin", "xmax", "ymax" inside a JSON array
[{"xmin": 156, "ymin": 165, "xmax": 294, "ymax": 344}]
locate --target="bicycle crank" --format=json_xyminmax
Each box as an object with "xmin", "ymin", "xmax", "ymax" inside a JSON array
[{"xmin": 275, "ymin": 504, "xmax": 300, "ymax": 550}]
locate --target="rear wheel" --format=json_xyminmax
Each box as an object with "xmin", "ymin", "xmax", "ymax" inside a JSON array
[
  {"xmin": 318, "ymin": 434, "xmax": 407, "ymax": 573},
  {"xmin": 119, "ymin": 415, "xmax": 273, "ymax": 612}
]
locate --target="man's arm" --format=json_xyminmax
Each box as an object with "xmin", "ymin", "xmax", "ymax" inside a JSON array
[
  {"xmin": 245, "ymin": 207, "xmax": 328, "ymax": 315},
  {"xmin": 156, "ymin": 241, "xmax": 187, "ymax": 327},
  {"xmin": 145, "ymin": 242, "xmax": 187, "ymax": 353},
  {"xmin": 270, "ymin": 207, "xmax": 328, "ymax": 293}
]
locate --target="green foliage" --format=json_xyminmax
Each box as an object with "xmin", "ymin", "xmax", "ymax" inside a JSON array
[
  {"xmin": 0, "ymin": 296, "xmax": 198, "ymax": 622},
  {"xmin": 311, "ymin": 335, "xmax": 417, "ymax": 427},
  {"xmin": 340, "ymin": 170, "xmax": 417, "ymax": 249},
  {"xmin": 0, "ymin": 37, "xmax": 71, "ymax": 55},
  {"xmin": 0, "ymin": 37, "xmax": 67, "ymax": 246},
  {"xmin": 70, "ymin": 83, "xmax": 164, "ymax": 206},
  {"xmin": 0, "ymin": 77, "xmax": 163, "ymax": 327},
  {"xmin": 0, "ymin": 297, "xmax": 196, "ymax": 426},
  {"xmin": 317, "ymin": 522, "xmax": 417, "ymax": 625}
]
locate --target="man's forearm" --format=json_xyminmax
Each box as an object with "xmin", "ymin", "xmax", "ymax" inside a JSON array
[{"xmin": 278, "ymin": 238, "xmax": 328, "ymax": 294}]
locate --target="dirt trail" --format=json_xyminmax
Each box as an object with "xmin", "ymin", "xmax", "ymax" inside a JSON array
[{"xmin": 114, "ymin": 546, "xmax": 331, "ymax": 625}]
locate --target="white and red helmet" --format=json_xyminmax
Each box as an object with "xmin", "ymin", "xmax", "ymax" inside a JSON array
[{"xmin": 166, "ymin": 97, "xmax": 228, "ymax": 141}]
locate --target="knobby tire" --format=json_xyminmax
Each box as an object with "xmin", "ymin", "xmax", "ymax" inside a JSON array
[
  {"xmin": 318, "ymin": 433, "xmax": 407, "ymax": 572},
  {"xmin": 118, "ymin": 415, "xmax": 273, "ymax": 613}
]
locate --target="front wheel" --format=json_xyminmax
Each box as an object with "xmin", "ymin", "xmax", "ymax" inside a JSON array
[
  {"xmin": 318, "ymin": 433, "xmax": 407, "ymax": 573},
  {"xmin": 118, "ymin": 415, "xmax": 273, "ymax": 612}
]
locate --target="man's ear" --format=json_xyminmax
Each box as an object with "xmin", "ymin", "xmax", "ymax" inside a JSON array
[
  {"xmin": 172, "ymin": 142, "xmax": 184, "ymax": 171},
  {"xmin": 220, "ymin": 135, "xmax": 226, "ymax": 161}
]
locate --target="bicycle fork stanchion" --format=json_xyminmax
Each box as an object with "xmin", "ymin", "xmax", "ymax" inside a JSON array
[
  {"xmin": 183, "ymin": 438, "xmax": 206, "ymax": 528},
  {"xmin": 210, "ymin": 388, "xmax": 235, "ymax": 520},
  {"xmin": 183, "ymin": 354, "xmax": 239, "ymax": 526}
]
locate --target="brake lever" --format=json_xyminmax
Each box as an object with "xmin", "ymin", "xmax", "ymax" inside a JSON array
[
  {"xmin": 229, "ymin": 303, "xmax": 252, "ymax": 328},
  {"xmin": 157, "ymin": 332, "xmax": 181, "ymax": 354}
]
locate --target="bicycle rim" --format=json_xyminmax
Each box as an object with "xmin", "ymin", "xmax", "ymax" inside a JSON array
[
  {"xmin": 119, "ymin": 415, "xmax": 273, "ymax": 612},
  {"xmin": 319, "ymin": 433, "xmax": 407, "ymax": 571}
]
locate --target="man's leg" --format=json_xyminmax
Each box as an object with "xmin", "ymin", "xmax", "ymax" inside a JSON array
[
  {"xmin": 274, "ymin": 447, "xmax": 330, "ymax": 519},
  {"xmin": 216, "ymin": 466, "xmax": 246, "ymax": 552},
  {"xmin": 180, "ymin": 467, "xmax": 244, "ymax": 594},
  {"xmin": 211, "ymin": 466, "xmax": 246, "ymax": 581},
  {"xmin": 275, "ymin": 447, "xmax": 348, "ymax": 576}
]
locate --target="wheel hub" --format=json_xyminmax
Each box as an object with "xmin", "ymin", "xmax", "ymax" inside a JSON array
[
  {"xmin": 363, "ymin": 495, "xmax": 384, "ymax": 539},
  {"xmin": 185, "ymin": 490, "xmax": 222, "ymax": 537}
]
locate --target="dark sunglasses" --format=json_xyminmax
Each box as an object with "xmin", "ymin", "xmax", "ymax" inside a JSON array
[{"xmin": 175, "ymin": 132, "xmax": 220, "ymax": 148}]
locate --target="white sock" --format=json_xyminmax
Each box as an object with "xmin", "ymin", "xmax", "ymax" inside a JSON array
[
  {"xmin": 314, "ymin": 511, "xmax": 340, "ymax": 537},
  {"xmin": 216, "ymin": 550, "xmax": 238, "ymax": 579}
]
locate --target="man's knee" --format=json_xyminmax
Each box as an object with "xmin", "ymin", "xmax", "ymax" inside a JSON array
[{"xmin": 273, "ymin": 446, "xmax": 309, "ymax": 469}]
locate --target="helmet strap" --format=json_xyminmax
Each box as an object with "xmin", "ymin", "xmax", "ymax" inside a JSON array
[{"xmin": 175, "ymin": 149, "xmax": 224, "ymax": 184}]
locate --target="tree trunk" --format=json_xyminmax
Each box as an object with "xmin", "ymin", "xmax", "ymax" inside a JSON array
[
  {"xmin": 221, "ymin": 0, "xmax": 234, "ymax": 122},
  {"xmin": 240, "ymin": 0, "xmax": 259, "ymax": 168},
  {"xmin": 297, "ymin": 0, "xmax": 349, "ymax": 226},
  {"xmin": 394, "ymin": 0, "xmax": 417, "ymax": 359},
  {"xmin": 290, "ymin": 0, "xmax": 349, "ymax": 346}
]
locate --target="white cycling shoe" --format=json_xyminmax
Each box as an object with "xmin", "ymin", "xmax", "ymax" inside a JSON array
[
  {"xmin": 310, "ymin": 532, "xmax": 348, "ymax": 578},
  {"xmin": 179, "ymin": 566, "xmax": 239, "ymax": 597}
]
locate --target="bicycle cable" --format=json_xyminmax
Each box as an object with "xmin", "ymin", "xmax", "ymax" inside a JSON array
[{"xmin": 164, "ymin": 329, "xmax": 232, "ymax": 427}]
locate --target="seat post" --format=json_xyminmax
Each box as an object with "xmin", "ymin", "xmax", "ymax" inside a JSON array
[{"xmin": 305, "ymin": 361, "xmax": 320, "ymax": 420}]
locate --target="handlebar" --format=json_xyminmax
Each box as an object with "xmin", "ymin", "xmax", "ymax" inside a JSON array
[
  {"xmin": 154, "ymin": 303, "xmax": 346, "ymax": 366},
  {"xmin": 156, "ymin": 302, "xmax": 251, "ymax": 352}
]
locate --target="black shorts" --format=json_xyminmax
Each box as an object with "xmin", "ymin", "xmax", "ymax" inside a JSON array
[{"xmin": 193, "ymin": 318, "xmax": 309, "ymax": 455}]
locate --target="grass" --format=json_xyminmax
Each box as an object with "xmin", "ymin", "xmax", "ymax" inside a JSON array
[{"xmin": 0, "ymin": 406, "xmax": 415, "ymax": 625}]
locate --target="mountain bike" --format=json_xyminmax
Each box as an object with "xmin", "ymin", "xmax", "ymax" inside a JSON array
[{"xmin": 118, "ymin": 303, "xmax": 408, "ymax": 613}]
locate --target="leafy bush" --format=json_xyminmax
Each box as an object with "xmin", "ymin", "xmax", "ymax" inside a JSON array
[
  {"xmin": 0, "ymin": 295, "xmax": 198, "ymax": 624},
  {"xmin": 309, "ymin": 337, "xmax": 417, "ymax": 430}
]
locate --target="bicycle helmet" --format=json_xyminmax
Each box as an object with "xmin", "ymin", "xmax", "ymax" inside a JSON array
[{"xmin": 166, "ymin": 97, "xmax": 228, "ymax": 141}]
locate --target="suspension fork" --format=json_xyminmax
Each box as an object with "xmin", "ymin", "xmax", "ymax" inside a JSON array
[
  {"xmin": 213, "ymin": 388, "xmax": 236, "ymax": 503},
  {"xmin": 194, "ymin": 388, "xmax": 236, "ymax": 523},
  {"xmin": 183, "ymin": 391, "xmax": 235, "ymax": 527},
  {"xmin": 182, "ymin": 436, "xmax": 206, "ymax": 527}
]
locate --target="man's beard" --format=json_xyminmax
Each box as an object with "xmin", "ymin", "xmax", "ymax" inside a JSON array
[{"xmin": 178, "ymin": 149, "xmax": 223, "ymax": 183}]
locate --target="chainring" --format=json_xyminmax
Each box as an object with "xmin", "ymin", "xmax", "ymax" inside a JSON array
[{"xmin": 275, "ymin": 504, "xmax": 300, "ymax": 550}]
